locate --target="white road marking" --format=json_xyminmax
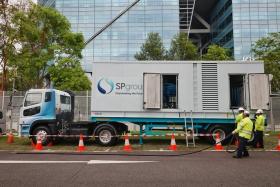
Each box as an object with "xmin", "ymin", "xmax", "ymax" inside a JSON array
[
  {"xmin": 0, "ymin": 160, "xmax": 159, "ymax": 164},
  {"xmin": 0, "ymin": 161, "xmax": 87, "ymax": 164},
  {"xmin": 87, "ymin": 160, "xmax": 158, "ymax": 164}
]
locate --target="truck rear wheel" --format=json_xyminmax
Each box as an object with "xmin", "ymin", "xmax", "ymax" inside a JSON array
[
  {"xmin": 95, "ymin": 125, "xmax": 118, "ymax": 146},
  {"xmin": 32, "ymin": 126, "xmax": 51, "ymax": 146},
  {"xmin": 207, "ymin": 125, "xmax": 231, "ymax": 145}
]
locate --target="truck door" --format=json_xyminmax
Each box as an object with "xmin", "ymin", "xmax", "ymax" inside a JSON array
[
  {"xmin": 248, "ymin": 74, "xmax": 270, "ymax": 110},
  {"xmin": 143, "ymin": 73, "xmax": 161, "ymax": 109}
]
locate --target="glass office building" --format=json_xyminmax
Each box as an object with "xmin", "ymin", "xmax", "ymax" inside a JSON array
[
  {"xmin": 231, "ymin": 0, "xmax": 280, "ymax": 60},
  {"xmin": 210, "ymin": 0, "xmax": 233, "ymax": 53},
  {"xmin": 207, "ymin": 0, "xmax": 280, "ymax": 60},
  {"xmin": 39, "ymin": 0, "xmax": 280, "ymax": 68},
  {"xmin": 39, "ymin": 0, "xmax": 180, "ymax": 71}
]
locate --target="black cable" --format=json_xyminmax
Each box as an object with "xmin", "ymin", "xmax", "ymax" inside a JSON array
[
  {"xmin": 225, "ymin": 134, "xmax": 237, "ymax": 154},
  {"xmin": 225, "ymin": 109, "xmax": 238, "ymax": 154},
  {"xmin": 15, "ymin": 134, "xmax": 233, "ymax": 157}
]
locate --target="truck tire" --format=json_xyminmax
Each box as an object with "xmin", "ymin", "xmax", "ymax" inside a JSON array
[
  {"xmin": 95, "ymin": 125, "xmax": 118, "ymax": 146},
  {"xmin": 207, "ymin": 125, "xmax": 231, "ymax": 145},
  {"xmin": 32, "ymin": 126, "xmax": 51, "ymax": 146}
]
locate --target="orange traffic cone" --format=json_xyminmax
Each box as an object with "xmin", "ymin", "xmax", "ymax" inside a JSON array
[
  {"xmin": 169, "ymin": 133, "xmax": 177, "ymax": 151},
  {"xmin": 276, "ymin": 134, "xmax": 280, "ymax": 151},
  {"xmin": 35, "ymin": 138, "xmax": 43, "ymax": 151},
  {"xmin": 215, "ymin": 133, "xmax": 223, "ymax": 150},
  {"xmin": 7, "ymin": 132, "xmax": 14, "ymax": 144},
  {"xmin": 77, "ymin": 134, "xmax": 86, "ymax": 152},
  {"xmin": 123, "ymin": 134, "xmax": 132, "ymax": 152}
]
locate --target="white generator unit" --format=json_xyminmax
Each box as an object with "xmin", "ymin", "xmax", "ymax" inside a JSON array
[{"xmin": 91, "ymin": 61, "xmax": 270, "ymax": 143}]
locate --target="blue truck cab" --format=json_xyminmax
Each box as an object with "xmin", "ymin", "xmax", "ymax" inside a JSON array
[
  {"xmin": 20, "ymin": 89, "xmax": 73, "ymax": 144},
  {"xmin": 19, "ymin": 89, "xmax": 128, "ymax": 146}
]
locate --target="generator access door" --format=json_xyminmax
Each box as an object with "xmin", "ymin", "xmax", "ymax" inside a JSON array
[
  {"xmin": 248, "ymin": 74, "xmax": 270, "ymax": 110},
  {"xmin": 143, "ymin": 73, "xmax": 161, "ymax": 109}
]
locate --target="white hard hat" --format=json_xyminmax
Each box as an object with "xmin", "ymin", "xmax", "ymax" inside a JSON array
[
  {"xmin": 244, "ymin": 110, "xmax": 250, "ymax": 115},
  {"xmin": 256, "ymin": 109, "xmax": 263, "ymax": 114},
  {"xmin": 238, "ymin": 107, "xmax": 244, "ymax": 111}
]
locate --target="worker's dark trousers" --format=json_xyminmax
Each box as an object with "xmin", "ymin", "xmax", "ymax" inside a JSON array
[
  {"xmin": 253, "ymin": 131, "xmax": 264, "ymax": 148},
  {"xmin": 236, "ymin": 136, "xmax": 249, "ymax": 158}
]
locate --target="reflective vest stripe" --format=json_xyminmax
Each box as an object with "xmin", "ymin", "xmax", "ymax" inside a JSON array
[{"xmin": 240, "ymin": 129, "xmax": 252, "ymax": 135}]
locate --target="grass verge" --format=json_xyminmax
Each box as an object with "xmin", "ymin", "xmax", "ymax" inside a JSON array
[{"xmin": 0, "ymin": 131, "xmax": 278, "ymax": 152}]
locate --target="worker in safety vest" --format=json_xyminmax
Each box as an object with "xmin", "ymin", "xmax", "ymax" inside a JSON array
[
  {"xmin": 253, "ymin": 109, "xmax": 265, "ymax": 148},
  {"xmin": 232, "ymin": 110, "xmax": 253, "ymax": 158},
  {"xmin": 234, "ymin": 107, "xmax": 244, "ymax": 143},
  {"xmin": 235, "ymin": 107, "xmax": 244, "ymax": 127}
]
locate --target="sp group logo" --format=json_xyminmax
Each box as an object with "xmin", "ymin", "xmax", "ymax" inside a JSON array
[
  {"xmin": 97, "ymin": 78, "xmax": 143, "ymax": 95},
  {"xmin": 97, "ymin": 78, "xmax": 114, "ymax": 94}
]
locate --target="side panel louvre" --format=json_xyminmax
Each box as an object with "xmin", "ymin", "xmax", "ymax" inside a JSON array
[{"xmin": 201, "ymin": 63, "xmax": 219, "ymax": 111}]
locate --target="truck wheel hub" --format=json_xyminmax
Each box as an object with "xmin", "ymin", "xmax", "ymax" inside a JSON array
[
  {"xmin": 212, "ymin": 129, "xmax": 225, "ymax": 140},
  {"xmin": 99, "ymin": 130, "xmax": 112, "ymax": 143},
  {"xmin": 37, "ymin": 130, "xmax": 47, "ymax": 141}
]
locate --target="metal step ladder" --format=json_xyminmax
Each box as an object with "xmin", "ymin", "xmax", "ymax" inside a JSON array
[{"xmin": 184, "ymin": 110, "xmax": 196, "ymax": 147}]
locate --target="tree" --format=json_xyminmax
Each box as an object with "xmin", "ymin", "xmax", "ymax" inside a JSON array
[
  {"xmin": 252, "ymin": 32, "xmax": 280, "ymax": 92},
  {"xmin": 168, "ymin": 33, "xmax": 198, "ymax": 60},
  {"xmin": 0, "ymin": 0, "xmax": 23, "ymax": 91},
  {"xmin": 11, "ymin": 3, "xmax": 90, "ymax": 90},
  {"xmin": 48, "ymin": 58, "xmax": 91, "ymax": 90},
  {"xmin": 203, "ymin": 44, "xmax": 232, "ymax": 60},
  {"xmin": 135, "ymin": 32, "xmax": 167, "ymax": 60}
]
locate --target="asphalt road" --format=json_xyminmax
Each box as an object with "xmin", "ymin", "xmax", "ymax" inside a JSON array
[{"xmin": 0, "ymin": 151, "xmax": 279, "ymax": 187}]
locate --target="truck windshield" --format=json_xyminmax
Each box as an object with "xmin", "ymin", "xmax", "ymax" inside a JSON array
[{"xmin": 24, "ymin": 93, "xmax": 42, "ymax": 107}]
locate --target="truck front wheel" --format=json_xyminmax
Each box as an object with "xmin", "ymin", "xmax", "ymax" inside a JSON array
[
  {"xmin": 95, "ymin": 125, "xmax": 118, "ymax": 146},
  {"xmin": 32, "ymin": 126, "xmax": 51, "ymax": 146}
]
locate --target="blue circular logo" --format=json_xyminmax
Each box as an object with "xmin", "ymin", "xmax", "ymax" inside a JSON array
[{"xmin": 97, "ymin": 78, "xmax": 114, "ymax": 94}]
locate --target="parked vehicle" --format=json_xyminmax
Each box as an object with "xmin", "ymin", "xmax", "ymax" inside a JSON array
[
  {"xmin": 19, "ymin": 61, "xmax": 271, "ymax": 145},
  {"xmin": 0, "ymin": 110, "xmax": 5, "ymax": 134}
]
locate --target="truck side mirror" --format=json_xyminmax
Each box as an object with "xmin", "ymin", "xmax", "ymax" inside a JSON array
[{"xmin": 0, "ymin": 111, "xmax": 3, "ymax": 119}]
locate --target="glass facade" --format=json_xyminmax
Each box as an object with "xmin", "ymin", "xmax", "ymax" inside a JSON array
[
  {"xmin": 211, "ymin": 0, "xmax": 233, "ymax": 52},
  {"xmin": 232, "ymin": 0, "xmax": 280, "ymax": 60},
  {"xmin": 39, "ymin": 0, "xmax": 179, "ymax": 71},
  {"xmin": 39, "ymin": 0, "xmax": 280, "ymax": 63}
]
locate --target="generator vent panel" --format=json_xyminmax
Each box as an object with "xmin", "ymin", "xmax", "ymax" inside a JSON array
[{"xmin": 201, "ymin": 63, "xmax": 219, "ymax": 111}]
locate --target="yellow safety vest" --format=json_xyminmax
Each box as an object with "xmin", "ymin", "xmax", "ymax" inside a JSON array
[
  {"xmin": 255, "ymin": 115, "xmax": 265, "ymax": 132},
  {"xmin": 235, "ymin": 113, "xmax": 243, "ymax": 124},
  {"xmin": 235, "ymin": 113, "xmax": 243, "ymax": 135},
  {"xmin": 233, "ymin": 117, "xmax": 253, "ymax": 140}
]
